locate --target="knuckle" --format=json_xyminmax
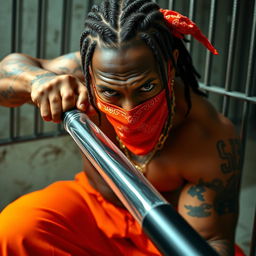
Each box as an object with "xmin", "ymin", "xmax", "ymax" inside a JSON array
[
  {"xmin": 63, "ymin": 91, "xmax": 75, "ymax": 101},
  {"xmin": 65, "ymin": 74, "xmax": 76, "ymax": 82},
  {"xmin": 44, "ymin": 83, "xmax": 54, "ymax": 91},
  {"xmin": 51, "ymin": 96, "xmax": 60, "ymax": 104}
]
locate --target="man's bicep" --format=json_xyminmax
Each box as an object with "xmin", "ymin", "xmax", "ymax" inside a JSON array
[
  {"xmin": 178, "ymin": 137, "xmax": 242, "ymax": 242},
  {"xmin": 40, "ymin": 52, "xmax": 84, "ymax": 80},
  {"xmin": 178, "ymin": 179, "xmax": 239, "ymax": 241}
]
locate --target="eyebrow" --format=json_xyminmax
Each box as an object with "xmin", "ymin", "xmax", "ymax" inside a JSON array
[{"xmin": 96, "ymin": 78, "xmax": 157, "ymax": 90}]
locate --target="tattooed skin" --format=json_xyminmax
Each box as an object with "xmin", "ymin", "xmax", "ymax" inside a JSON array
[
  {"xmin": 185, "ymin": 138, "xmax": 240, "ymax": 218},
  {"xmin": 217, "ymin": 139, "xmax": 242, "ymax": 174},
  {"xmin": 202, "ymin": 175, "xmax": 239, "ymax": 215},
  {"xmin": 31, "ymin": 73, "xmax": 56, "ymax": 87},
  {"xmin": 188, "ymin": 184, "xmax": 206, "ymax": 201},
  {"xmin": 0, "ymin": 86, "xmax": 15, "ymax": 99},
  {"xmin": 2, "ymin": 61, "xmax": 49, "ymax": 89},
  {"xmin": 185, "ymin": 174, "xmax": 239, "ymax": 217},
  {"xmin": 185, "ymin": 203, "xmax": 212, "ymax": 217},
  {"xmin": 54, "ymin": 53, "xmax": 82, "ymax": 75}
]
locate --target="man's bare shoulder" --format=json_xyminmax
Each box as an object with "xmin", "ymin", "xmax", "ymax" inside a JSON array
[{"xmin": 170, "ymin": 85, "xmax": 240, "ymax": 183}]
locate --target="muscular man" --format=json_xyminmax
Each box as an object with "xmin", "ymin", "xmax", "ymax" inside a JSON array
[{"xmin": 0, "ymin": 1, "xmax": 244, "ymax": 255}]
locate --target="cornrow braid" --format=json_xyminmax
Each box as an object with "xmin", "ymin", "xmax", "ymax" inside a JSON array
[
  {"xmin": 100, "ymin": 0, "xmax": 110, "ymax": 21},
  {"xmin": 80, "ymin": 0, "xmax": 205, "ymax": 125},
  {"xmin": 82, "ymin": 41, "xmax": 100, "ymax": 117},
  {"xmin": 121, "ymin": 0, "xmax": 150, "ymax": 21}
]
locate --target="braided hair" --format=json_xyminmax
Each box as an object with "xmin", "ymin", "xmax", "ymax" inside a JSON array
[{"xmin": 80, "ymin": 0, "xmax": 205, "ymax": 123}]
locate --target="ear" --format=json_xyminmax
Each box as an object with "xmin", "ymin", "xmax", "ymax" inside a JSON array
[
  {"xmin": 172, "ymin": 49, "xmax": 179, "ymax": 64},
  {"xmin": 170, "ymin": 49, "xmax": 179, "ymax": 77}
]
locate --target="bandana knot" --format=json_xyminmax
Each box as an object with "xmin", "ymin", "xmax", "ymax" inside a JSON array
[{"xmin": 160, "ymin": 9, "xmax": 219, "ymax": 55}]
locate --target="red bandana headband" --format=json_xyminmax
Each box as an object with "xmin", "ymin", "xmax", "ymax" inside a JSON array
[{"xmin": 160, "ymin": 9, "xmax": 219, "ymax": 55}]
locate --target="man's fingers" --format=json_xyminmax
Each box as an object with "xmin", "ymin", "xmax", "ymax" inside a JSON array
[
  {"xmin": 76, "ymin": 83, "xmax": 88, "ymax": 111},
  {"xmin": 40, "ymin": 99, "xmax": 51, "ymax": 122},
  {"xmin": 60, "ymin": 88, "xmax": 77, "ymax": 112},
  {"xmin": 49, "ymin": 94, "xmax": 62, "ymax": 123}
]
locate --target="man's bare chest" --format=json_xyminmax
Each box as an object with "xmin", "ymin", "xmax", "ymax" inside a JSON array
[{"xmin": 82, "ymin": 148, "xmax": 185, "ymax": 208}]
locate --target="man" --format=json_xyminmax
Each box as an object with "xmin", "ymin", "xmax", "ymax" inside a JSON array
[{"xmin": 0, "ymin": 0, "xmax": 244, "ymax": 255}]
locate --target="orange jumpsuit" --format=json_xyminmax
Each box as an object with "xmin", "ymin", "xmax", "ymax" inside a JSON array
[{"xmin": 0, "ymin": 172, "xmax": 245, "ymax": 256}]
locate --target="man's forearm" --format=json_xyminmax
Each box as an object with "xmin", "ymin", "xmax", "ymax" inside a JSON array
[
  {"xmin": 209, "ymin": 239, "xmax": 234, "ymax": 256},
  {"xmin": 0, "ymin": 53, "xmax": 54, "ymax": 107}
]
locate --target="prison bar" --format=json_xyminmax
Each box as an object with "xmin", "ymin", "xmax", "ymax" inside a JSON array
[
  {"xmin": 203, "ymin": 0, "xmax": 216, "ymax": 86},
  {"xmin": 61, "ymin": 0, "xmax": 72, "ymax": 55},
  {"xmin": 10, "ymin": 0, "xmax": 23, "ymax": 139},
  {"xmin": 199, "ymin": 84, "xmax": 256, "ymax": 104},
  {"xmin": 57, "ymin": 0, "xmax": 73, "ymax": 133},
  {"xmin": 250, "ymin": 209, "xmax": 256, "ymax": 256},
  {"xmin": 63, "ymin": 109, "xmax": 219, "ymax": 256},
  {"xmin": 186, "ymin": 0, "xmax": 195, "ymax": 53},
  {"xmin": 222, "ymin": 0, "xmax": 239, "ymax": 116},
  {"xmin": 168, "ymin": 0, "xmax": 174, "ymax": 10},
  {"xmin": 240, "ymin": 0, "xmax": 256, "ymax": 159},
  {"xmin": 34, "ymin": 0, "xmax": 48, "ymax": 136}
]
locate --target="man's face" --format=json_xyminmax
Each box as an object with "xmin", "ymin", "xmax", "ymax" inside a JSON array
[{"xmin": 90, "ymin": 40, "xmax": 165, "ymax": 110}]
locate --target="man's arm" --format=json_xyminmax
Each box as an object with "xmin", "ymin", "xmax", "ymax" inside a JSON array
[
  {"xmin": 0, "ymin": 52, "xmax": 88, "ymax": 122},
  {"xmin": 178, "ymin": 136, "xmax": 241, "ymax": 256}
]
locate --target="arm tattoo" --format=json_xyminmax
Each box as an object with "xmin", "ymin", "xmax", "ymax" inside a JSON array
[
  {"xmin": 31, "ymin": 73, "xmax": 56, "ymax": 86},
  {"xmin": 57, "ymin": 53, "xmax": 82, "ymax": 75},
  {"xmin": 0, "ymin": 86, "xmax": 15, "ymax": 99},
  {"xmin": 217, "ymin": 139, "xmax": 242, "ymax": 174},
  {"xmin": 209, "ymin": 240, "xmax": 234, "ymax": 256},
  {"xmin": 185, "ymin": 203, "xmax": 212, "ymax": 217},
  {"xmin": 188, "ymin": 184, "xmax": 206, "ymax": 201},
  {"xmin": 185, "ymin": 175, "xmax": 239, "ymax": 217},
  {"xmin": 185, "ymin": 138, "xmax": 241, "ymax": 218},
  {"xmin": 1, "ymin": 61, "xmax": 51, "ymax": 88}
]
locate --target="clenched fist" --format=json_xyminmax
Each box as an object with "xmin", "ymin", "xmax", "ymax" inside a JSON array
[{"xmin": 31, "ymin": 73, "xmax": 89, "ymax": 123}]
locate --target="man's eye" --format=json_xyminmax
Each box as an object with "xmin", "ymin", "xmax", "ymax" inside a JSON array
[
  {"xmin": 140, "ymin": 83, "xmax": 155, "ymax": 92},
  {"xmin": 102, "ymin": 89, "xmax": 118, "ymax": 97}
]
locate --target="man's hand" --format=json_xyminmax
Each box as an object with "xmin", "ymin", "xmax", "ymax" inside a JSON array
[
  {"xmin": 0, "ymin": 52, "xmax": 96, "ymax": 122},
  {"xmin": 31, "ymin": 74, "xmax": 88, "ymax": 123}
]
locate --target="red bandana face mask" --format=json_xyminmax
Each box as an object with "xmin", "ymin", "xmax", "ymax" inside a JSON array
[{"xmin": 95, "ymin": 71, "xmax": 174, "ymax": 156}]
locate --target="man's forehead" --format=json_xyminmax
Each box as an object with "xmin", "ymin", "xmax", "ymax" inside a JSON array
[{"xmin": 91, "ymin": 41, "xmax": 159, "ymax": 75}]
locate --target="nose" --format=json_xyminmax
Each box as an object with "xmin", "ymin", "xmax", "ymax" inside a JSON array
[{"xmin": 121, "ymin": 99, "xmax": 137, "ymax": 111}]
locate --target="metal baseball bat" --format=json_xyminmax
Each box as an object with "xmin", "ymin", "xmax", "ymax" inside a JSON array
[{"xmin": 63, "ymin": 109, "xmax": 219, "ymax": 256}]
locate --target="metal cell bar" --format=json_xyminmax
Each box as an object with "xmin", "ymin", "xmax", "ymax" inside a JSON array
[
  {"xmin": 187, "ymin": 0, "xmax": 195, "ymax": 53},
  {"xmin": 250, "ymin": 209, "xmax": 256, "ymax": 256},
  {"xmin": 61, "ymin": 0, "xmax": 73, "ymax": 54},
  {"xmin": 168, "ymin": 0, "xmax": 174, "ymax": 9},
  {"xmin": 36, "ymin": 0, "xmax": 47, "ymax": 58},
  {"xmin": 199, "ymin": 83, "xmax": 256, "ymax": 104},
  {"xmin": 203, "ymin": 0, "xmax": 216, "ymax": 85},
  {"xmin": 34, "ymin": 0, "xmax": 48, "ymax": 136},
  {"xmin": 57, "ymin": 0, "xmax": 73, "ymax": 132},
  {"xmin": 88, "ymin": 0, "xmax": 94, "ymax": 10},
  {"xmin": 240, "ymin": 0, "xmax": 256, "ymax": 158},
  {"xmin": 10, "ymin": 0, "xmax": 23, "ymax": 139},
  {"xmin": 222, "ymin": 0, "xmax": 239, "ymax": 116}
]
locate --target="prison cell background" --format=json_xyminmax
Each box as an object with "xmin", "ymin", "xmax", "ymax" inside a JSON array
[{"xmin": 0, "ymin": 0, "xmax": 255, "ymax": 255}]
